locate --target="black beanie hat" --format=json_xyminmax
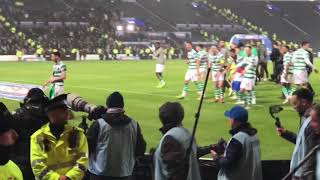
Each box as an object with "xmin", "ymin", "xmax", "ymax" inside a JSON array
[
  {"xmin": 106, "ymin": 92, "xmax": 124, "ymax": 109},
  {"xmin": 0, "ymin": 102, "xmax": 13, "ymax": 134},
  {"xmin": 159, "ymin": 102, "xmax": 184, "ymax": 126},
  {"xmin": 24, "ymin": 88, "xmax": 49, "ymax": 105}
]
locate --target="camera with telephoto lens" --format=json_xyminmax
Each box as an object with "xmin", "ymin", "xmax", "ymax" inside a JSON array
[
  {"xmin": 269, "ymin": 105, "xmax": 283, "ymax": 128},
  {"xmin": 64, "ymin": 94, "xmax": 107, "ymax": 132},
  {"xmin": 65, "ymin": 93, "xmax": 107, "ymax": 120},
  {"xmin": 212, "ymin": 138, "xmax": 227, "ymax": 155}
]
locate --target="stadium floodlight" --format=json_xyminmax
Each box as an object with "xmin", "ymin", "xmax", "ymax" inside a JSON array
[
  {"xmin": 192, "ymin": 2, "xmax": 199, "ymax": 8},
  {"xmin": 126, "ymin": 24, "xmax": 135, "ymax": 31},
  {"xmin": 116, "ymin": 25, "xmax": 124, "ymax": 31}
]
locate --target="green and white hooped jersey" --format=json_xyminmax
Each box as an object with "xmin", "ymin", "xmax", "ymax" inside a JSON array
[
  {"xmin": 53, "ymin": 61, "xmax": 67, "ymax": 85},
  {"xmin": 283, "ymin": 52, "xmax": 293, "ymax": 74},
  {"xmin": 292, "ymin": 48, "xmax": 309, "ymax": 72},
  {"xmin": 239, "ymin": 56, "xmax": 258, "ymax": 79},
  {"xmin": 187, "ymin": 49, "xmax": 197, "ymax": 70},
  {"xmin": 195, "ymin": 50, "xmax": 208, "ymax": 69},
  {"xmin": 208, "ymin": 53, "xmax": 223, "ymax": 72}
]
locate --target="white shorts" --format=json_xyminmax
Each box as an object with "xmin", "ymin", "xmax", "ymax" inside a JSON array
[
  {"xmin": 199, "ymin": 68, "xmax": 207, "ymax": 75},
  {"xmin": 293, "ymin": 71, "xmax": 308, "ymax": 85},
  {"xmin": 50, "ymin": 84, "xmax": 64, "ymax": 99},
  {"xmin": 240, "ymin": 78, "xmax": 255, "ymax": 91},
  {"xmin": 185, "ymin": 70, "xmax": 198, "ymax": 82},
  {"xmin": 54, "ymin": 84, "xmax": 64, "ymax": 97},
  {"xmin": 281, "ymin": 73, "xmax": 293, "ymax": 84},
  {"xmin": 156, "ymin": 64, "xmax": 165, "ymax": 73},
  {"xmin": 212, "ymin": 71, "xmax": 224, "ymax": 82}
]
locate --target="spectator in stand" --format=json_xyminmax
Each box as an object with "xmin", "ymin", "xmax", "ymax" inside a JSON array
[
  {"xmin": 154, "ymin": 102, "xmax": 213, "ymax": 180},
  {"xmin": 87, "ymin": 92, "xmax": 146, "ymax": 180},
  {"xmin": 213, "ymin": 106, "xmax": 262, "ymax": 180},
  {"xmin": 276, "ymin": 88, "xmax": 315, "ymax": 179},
  {"xmin": 0, "ymin": 102, "xmax": 23, "ymax": 180}
]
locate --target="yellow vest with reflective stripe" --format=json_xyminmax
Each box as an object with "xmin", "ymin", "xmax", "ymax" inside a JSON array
[
  {"xmin": 16, "ymin": 50, "xmax": 23, "ymax": 57},
  {"xmin": 30, "ymin": 123, "xmax": 89, "ymax": 180},
  {"xmin": 0, "ymin": 160, "xmax": 23, "ymax": 180}
]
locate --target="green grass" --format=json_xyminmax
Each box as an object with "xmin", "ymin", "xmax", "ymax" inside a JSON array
[{"xmin": 0, "ymin": 59, "xmax": 320, "ymax": 160}]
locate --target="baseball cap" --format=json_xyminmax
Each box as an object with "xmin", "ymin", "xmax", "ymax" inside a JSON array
[
  {"xmin": 224, "ymin": 106, "xmax": 248, "ymax": 123},
  {"xmin": 44, "ymin": 94, "xmax": 69, "ymax": 113}
]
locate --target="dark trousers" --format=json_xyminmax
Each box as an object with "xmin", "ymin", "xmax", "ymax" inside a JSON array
[
  {"xmin": 257, "ymin": 61, "xmax": 269, "ymax": 80},
  {"xmin": 274, "ymin": 63, "xmax": 283, "ymax": 83}
]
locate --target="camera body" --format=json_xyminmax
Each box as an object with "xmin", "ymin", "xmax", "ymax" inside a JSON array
[
  {"xmin": 269, "ymin": 105, "xmax": 283, "ymax": 128},
  {"xmin": 269, "ymin": 105, "xmax": 283, "ymax": 114},
  {"xmin": 212, "ymin": 138, "xmax": 227, "ymax": 156}
]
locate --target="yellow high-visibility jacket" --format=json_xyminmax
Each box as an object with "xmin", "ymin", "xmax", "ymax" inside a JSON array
[
  {"xmin": 0, "ymin": 160, "xmax": 23, "ymax": 180},
  {"xmin": 30, "ymin": 123, "xmax": 88, "ymax": 180}
]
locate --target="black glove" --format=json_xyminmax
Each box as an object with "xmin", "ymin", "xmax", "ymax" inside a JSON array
[
  {"xmin": 212, "ymin": 138, "xmax": 227, "ymax": 155},
  {"xmin": 88, "ymin": 106, "xmax": 106, "ymax": 120}
]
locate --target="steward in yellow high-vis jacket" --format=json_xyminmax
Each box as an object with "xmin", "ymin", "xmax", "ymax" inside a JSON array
[
  {"xmin": 30, "ymin": 95, "xmax": 88, "ymax": 180},
  {"xmin": 0, "ymin": 102, "xmax": 23, "ymax": 180}
]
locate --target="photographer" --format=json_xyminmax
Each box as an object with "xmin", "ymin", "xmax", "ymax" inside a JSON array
[
  {"xmin": 154, "ymin": 102, "xmax": 213, "ymax": 180},
  {"xmin": 0, "ymin": 103, "xmax": 23, "ymax": 180},
  {"xmin": 11, "ymin": 88, "xmax": 49, "ymax": 180},
  {"xmin": 212, "ymin": 105, "xmax": 262, "ymax": 180},
  {"xmin": 277, "ymin": 88, "xmax": 314, "ymax": 179},
  {"xmin": 87, "ymin": 92, "xmax": 146, "ymax": 180}
]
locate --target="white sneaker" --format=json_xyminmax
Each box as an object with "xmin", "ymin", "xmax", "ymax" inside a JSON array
[
  {"xmin": 252, "ymin": 98, "xmax": 256, "ymax": 105},
  {"xmin": 235, "ymin": 100, "xmax": 245, "ymax": 105},
  {"xmin": 245, "ymin": 106, "xmax": 251, "ymax": 110},
  {"xmin": 230, "ymin": 96, "xmax": 237, "ymax": 100},
  {"xmin": 282, "ymin": 98, "xmax": 289, "ymax": 104}
]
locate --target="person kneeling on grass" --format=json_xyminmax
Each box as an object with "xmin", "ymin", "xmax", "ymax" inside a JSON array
[
  {"xmin": 212, "ymin": 105, "xmax": 262, "ymax": 180},
  {"xmin": 87, "ymin": 92, "xmax": 146, "ymax": 180},
  {"xmin": 154, "ymin": 102, "xmax": 213, "ymax": 180}
]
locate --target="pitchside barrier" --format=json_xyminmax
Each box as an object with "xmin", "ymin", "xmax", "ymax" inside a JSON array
[
  {"xmin": 0, "ymin": 54, "xmax": 141, "ymax": 61},
  {"xmin": 133, "ymin": 156, "xmax": 291, "ymax": 180}
]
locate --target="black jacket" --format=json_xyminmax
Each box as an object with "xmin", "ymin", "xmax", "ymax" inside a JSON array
[
  {"xmin": 157, "ymin": 126, "xmax": 213, "ymax": 180},
  {"xmin": 11, "ymin": 103, "xmax": 49, "ymax": 180},
  {"xmin": 270, "ymin": 48, "xmax": 281, "ymax": 64}
]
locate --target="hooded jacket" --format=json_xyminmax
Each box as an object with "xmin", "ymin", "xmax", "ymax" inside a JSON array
[
  {"xmin": 87, "ymin": 113, "xmax": 146, "ymax": 177},
  {"xmin": 217, "ymin": 123, "xmax": 262, "ymax": 180}
]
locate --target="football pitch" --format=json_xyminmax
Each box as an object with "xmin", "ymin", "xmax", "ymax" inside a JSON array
[{"xmin": 1, "ymin": 59, "xmax": 320, "ymax": 160}]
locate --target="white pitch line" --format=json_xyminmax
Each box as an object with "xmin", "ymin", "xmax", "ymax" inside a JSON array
[{"xmin": 6, "ymin": 80, "xmax": 272, "ymax": 108}]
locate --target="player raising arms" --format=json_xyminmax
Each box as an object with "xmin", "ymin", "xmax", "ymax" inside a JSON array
[
  {"xmin": 208, "ymin": 45, "xmax": 225, "ymax": 103},
  {"xmin": 291, "ymin": 41, "xmax": 318, "ymax": 89},
  {"xmin": 177, "ymin": 41, "xmax": 203, "ymax": 99},
  {"xmin": 280, "ymin": 46, "xmax": 294, "ymax": 104},
  {"xmin": 195, "ymin": 44, "xmax": 208, "ymax": 94},
  {"xmin": 43, "ymin": 51, "xmax": 67, "ymax": 99},
  {"xmin": 238, "ymin": 46, "xmax": 258, "ymax": 109}
]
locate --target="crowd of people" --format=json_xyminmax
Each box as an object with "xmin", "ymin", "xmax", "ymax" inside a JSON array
[
  {"xmin": 0, "ymin": 0, "xmax": 124, "ymax": 56},
  {"xmin": 1, "ymin": 82, "xmax": 320, "ymax": 180},
  {"xmin": 171, "ymin": 40, "xmax": 317, "ymax": 109}
]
